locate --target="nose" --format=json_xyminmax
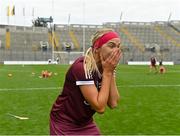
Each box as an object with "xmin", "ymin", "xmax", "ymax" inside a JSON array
[{"xmin": 113, "ymin": 47, "xmax": 120, "ymax": 53}]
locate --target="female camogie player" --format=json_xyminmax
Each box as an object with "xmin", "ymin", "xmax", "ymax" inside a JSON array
[
  {"xmin": 50, "ymin": 28, "xmax": 122, "ymax": 135},
  {"xmin": 150, "ymin": 56, "xmax": 158, "ymax": 73}
]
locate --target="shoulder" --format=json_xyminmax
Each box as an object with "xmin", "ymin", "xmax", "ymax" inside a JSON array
[
  {"xmin": 69, "ymin": 57, "xmax": 95, "ymax": 86},
  {"xmin": 67, "ymin": 56, "xmax": 89, "ymax": 81},
  {"xmin": 71, "ymin": 57, "xmax": 84, "ymax": 74}
]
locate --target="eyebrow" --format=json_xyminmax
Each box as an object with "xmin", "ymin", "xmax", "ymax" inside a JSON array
[
  {"xmin": 107, "ymin": 41, "xmax": 121, "ymax": 46},
  {"xmin": 108, "ymin": 41, "xmax": 120, "ymax": 45}
]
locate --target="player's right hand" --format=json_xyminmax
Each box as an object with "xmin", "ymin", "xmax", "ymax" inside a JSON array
[{"xmin": 100, "ymin": 48, "xmax": 121, "ymax": 74}]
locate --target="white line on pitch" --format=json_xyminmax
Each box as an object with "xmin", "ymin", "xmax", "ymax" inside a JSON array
[
  {"xmin": 0, "ymin": 87, "xmax": 61, "ymax": 91},
  {"xmin": 0, "ymin": 84, "xmax": 180, "ymax": 91},
  {"xmin": 118, "ymin": 84, "xmax": 180, "ymax": 87}
]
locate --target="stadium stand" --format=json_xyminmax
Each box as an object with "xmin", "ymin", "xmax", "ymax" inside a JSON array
[{"xmin": 0, "ymin": 20, "xmax": 180, "ymax": 64}]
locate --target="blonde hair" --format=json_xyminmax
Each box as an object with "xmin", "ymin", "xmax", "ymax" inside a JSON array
[{"xmin": 83, "ymin": 28, "xmax": 114, "ymax": 79}]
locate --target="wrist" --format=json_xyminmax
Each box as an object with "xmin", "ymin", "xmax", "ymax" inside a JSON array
[{"xmin": 103, "ymin": 70, "xmax": 113, "ymax": 77}]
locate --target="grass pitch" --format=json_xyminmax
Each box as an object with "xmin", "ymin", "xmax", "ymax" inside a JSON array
[{"xmin": 0, "ymin": 64, "xmax": 180, "ymax": 135}]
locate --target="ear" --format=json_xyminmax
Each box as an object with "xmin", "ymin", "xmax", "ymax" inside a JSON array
[
  {"xmin": 93, "ymin": 48, "xmax": 100, "ymax": 59},
  {"xmin": 95, "ymin": 48, "xmax": 101, "ymax": 53},
  {"xmin": 93, "ymin": 48, "xmax": 99, "ymax": 54}
]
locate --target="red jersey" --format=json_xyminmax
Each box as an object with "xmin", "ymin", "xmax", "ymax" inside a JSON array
[
  {"xmin": 50, "ymin": 57, "xmax": 102, "ymax": 126},
  {"xmin": 151, "ymin": 57, "xmax": 156, "ymax": 66}
]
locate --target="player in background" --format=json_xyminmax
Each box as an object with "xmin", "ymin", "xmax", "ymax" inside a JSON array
[
  {"xmin": 159, "ymin": 59, "xmax": 166, "ymax": 74},
  {"xmin": 150, "ymin": 56, "xmax": 158, "ymax": 73}
]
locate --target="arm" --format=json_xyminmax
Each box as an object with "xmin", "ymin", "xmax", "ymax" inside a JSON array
[
  {"xmin": 80, "ymin": 49, "xmax": 121, "ymax": 114},
  {"xmin": 80, "ymin": 71, "xmax": 113, "ymax": 114},
  {"xmin": 107, "ymin": 75, "xmax": 120, "ymax": 109}
]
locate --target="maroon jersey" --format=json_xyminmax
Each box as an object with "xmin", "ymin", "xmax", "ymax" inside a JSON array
[
  {"xmin": 151, "ymin": 57, "xmax": 156, "ymax": 66},
  {"xmin": 50, "ymin": 57, "xmax": 101, "ymax": 135}
]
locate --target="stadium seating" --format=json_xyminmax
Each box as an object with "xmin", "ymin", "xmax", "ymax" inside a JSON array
[{"xmin": 0, "ymin": 21, "xmax": 179, "ymax": 63}]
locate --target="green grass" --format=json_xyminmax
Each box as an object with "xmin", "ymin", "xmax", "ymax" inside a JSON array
[{"xmin": 0, "ymin": 64, "xmax": 180, "ymax": 135}]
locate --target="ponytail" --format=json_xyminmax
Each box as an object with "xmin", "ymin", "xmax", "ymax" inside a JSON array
[{"xmin": 83, "ymin": 47, "xmax": 101, "ymax": 79}]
